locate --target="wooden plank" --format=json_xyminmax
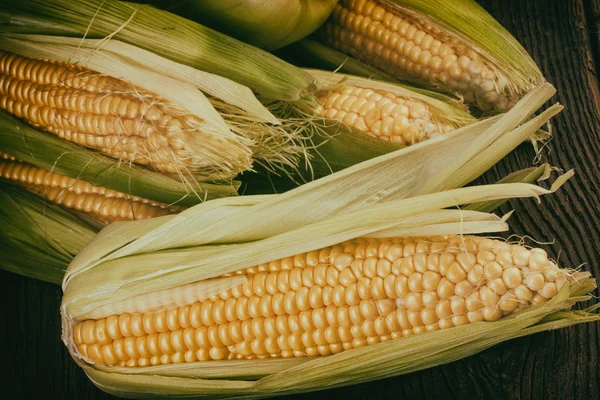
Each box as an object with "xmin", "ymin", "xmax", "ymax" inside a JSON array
[
  {"xmin": 589, "ymin": 0, "xmax": 600, "ymax": 59},
  {"xmin": 1, "ymin": 0, "xmax": 599, "ymax": 399}
]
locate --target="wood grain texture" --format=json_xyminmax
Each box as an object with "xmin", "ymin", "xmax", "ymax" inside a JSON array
[{"xmin": 1, "ymin": 0, "xmax": 599, "ymax": 399}]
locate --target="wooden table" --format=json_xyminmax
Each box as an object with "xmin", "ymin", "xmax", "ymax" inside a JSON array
[{"xmin": 1, "ymin": 0, "xmax": 599, "ymax": 398}]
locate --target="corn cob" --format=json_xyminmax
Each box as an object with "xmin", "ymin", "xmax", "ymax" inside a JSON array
[
  {"xmin": 317, "ymin": 85, "xmax": 460, "ymax": 145},
  {"xmin": 307, "ymin": 69, "xmax": 476, "ymax": 148},
  {"xmin": 0, "ymin": 51, "xmax": 220, "ymax": 174},
  {"xmin": 71, "ymin": 235, "xmax": 567, "ymax": 366},
  {"xmin": 319, "ymin": 0, "xmax": 544, "ymax": 112},
  {"xmin": 0, "ymin": 152, "xmax": 181, "ymax": 224}
]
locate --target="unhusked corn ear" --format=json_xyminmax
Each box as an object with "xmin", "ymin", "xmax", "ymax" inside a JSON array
[
  {"xmin": 0, "ymin": 51, "xmax": 208, "ymax": 174},
  {"xmin": 0, "ymin": 152, "xmax": 181, "ymax": 223},
  {"xmin": 71, "ymin": 235, "xmax": 568, "ymax": 366},
  {"xmin": 317, "ymin": 85, "xmax": 460, "ymax": 145},
  {"xmin": 320, "ymin": 0, "xmax": 542, "ymax": 112}
]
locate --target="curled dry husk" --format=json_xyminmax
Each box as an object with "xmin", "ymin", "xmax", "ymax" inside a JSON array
[
  {"xmin": 60, "ymin": 84, "xmax": 598, "ymax": 398},
  {"xmin": 144, "ymin": 0, "xmax": 340, "ymax": 51}
]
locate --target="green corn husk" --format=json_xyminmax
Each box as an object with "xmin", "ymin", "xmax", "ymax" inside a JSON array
[
  {"xmin": 142, "ymin": 0, "xmax": 340, "ymax": 51},
  {"xmin": 316, "ymin": 0, "xmax": 545, "ymax": 112},
  {"xmin": 0, "ymin": 0, "xmax": 316, "ymax": 102},
  {"xmin": 278, "ymin": 39, "xmax": 402, "ymax": 83},
  {"xmin": 58, "ymin": 83, "xmax": 599, "ymax": 398},
  {"xmin": 0, "ymin": 181, "xmax": 98, "ymax": 284}
]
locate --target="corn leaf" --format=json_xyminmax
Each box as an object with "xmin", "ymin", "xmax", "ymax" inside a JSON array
[{"xmin": 0, "ymin": 182, "xmax": 98, "ymax": 284}]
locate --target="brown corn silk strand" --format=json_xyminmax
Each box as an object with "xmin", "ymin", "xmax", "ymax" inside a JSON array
[{"xmin": 72, "ymin": 235, "xmax": 565, "ymax": 367}]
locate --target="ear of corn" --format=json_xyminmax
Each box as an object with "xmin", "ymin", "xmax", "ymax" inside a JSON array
[
  {"xmin": 0, "ymin": 109, "xmax": 239, "ymax": 206},
  {"xmin": 0, "ymin": 181, "xmax": 98, "ymax": 284},
  {"xmin": 60, "ymin": 160, "xmax": 596, "ymax": 396},
  {"xmin": 0, "ymin": 0, "xmax": 316, "ymax": 103},
  {"xmin": 69, "ymin": 234, "xmax": 582, "ymax": 366},
  {"xmin": 0, "ymin": 153, "xmax": 183, "ymax": 223},
  {"xmin": 148, "ymin": 0, "xmax": 339, "ymax": 51},
  {"xmin": 318, "ymin": 0, "xmax": 544, "ymax": 112},
  {"xmin": 59, "ymin": 82, "xmax": 598, "ymax": 396},
  {"xmin": 0, "ymin": 34, "xmax": 312, "ymax": 179},
  {"xmin": 311, "ymin": 69, "xmax": 475, "ymax": 146}
]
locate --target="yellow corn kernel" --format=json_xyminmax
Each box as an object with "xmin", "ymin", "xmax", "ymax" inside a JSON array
[{"xmin": 72, "ymin": 235, "xmax": 565, "ymax": 366}]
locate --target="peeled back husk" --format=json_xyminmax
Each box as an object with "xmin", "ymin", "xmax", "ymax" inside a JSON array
[
  {"xmin": 144, "ymin": 0, "xmax": 340, "ymax": 51},
  {"xmin": 61, "ymin": 160, "xmax": 597, "ymax": 398}
]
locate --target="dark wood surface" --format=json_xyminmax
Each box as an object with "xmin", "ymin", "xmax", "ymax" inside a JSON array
[{"xmin": 1, "ymin": 0, "xmax": 599, "ymax": 398}]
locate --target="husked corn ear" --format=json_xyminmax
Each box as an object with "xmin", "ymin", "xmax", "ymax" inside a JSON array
[
  {"xmin": 0, "ymin": 51, "xmax": 208, "ymax": 174},
  {"xmin": 0, "ymin": 152, "xmax": 181, "ymax": 223},
  {"xmin": 72, "ymin": 235, "xmax": 567, "ymax": 366},
  {"xmin": 317, "ymin": 85, "xmax": 458, "ymax": 144},
  {"xmin": 321, "ymin": 0, "xmax": 522, "ymax": 111}
]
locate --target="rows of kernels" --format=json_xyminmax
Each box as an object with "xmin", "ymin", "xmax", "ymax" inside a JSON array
[
  {"xmin": 72, "ymin": 236, "xmax": 566, "ymax": 366},
  {"xmin": 317, "ymin": 85, "xmax": 456, "ymax": 145},
  {"xmin": 0, "ymin": 51, "xmax": 124, "ymax": 93},
  {"xmin": 0, "ymin": 158, "xmax": 180, "ymax": 222},
  {"xmin": 320, "ymin": 0, "xmax": 514, "ymax": 111},
  {"xmin": 0, "ymin": 51, "xmax": 200, "ymax": 173}
]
